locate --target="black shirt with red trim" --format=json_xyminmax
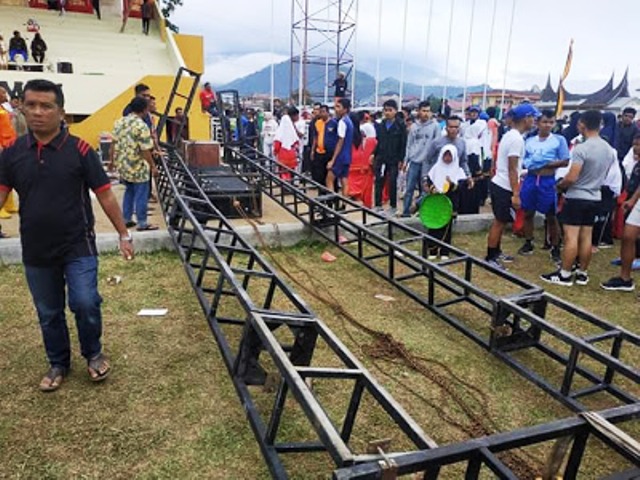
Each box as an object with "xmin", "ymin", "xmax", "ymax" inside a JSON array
[{"xmin": 0, "ymin": 129, "xmax": 111, "ymax": 266}]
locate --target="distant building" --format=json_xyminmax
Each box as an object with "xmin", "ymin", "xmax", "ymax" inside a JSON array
[
  {"xmin": 536, "ymin": 69, "xmax": 639, "ymax": 114},
  {"xmin": 467, "ymin": 89, "xmax": 540, "ymax": 110}
]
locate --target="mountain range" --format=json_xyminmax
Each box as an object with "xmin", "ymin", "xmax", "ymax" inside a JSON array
[{"xmin": 219, "ymin": 60, "xmax": 487, "ymax": 103}]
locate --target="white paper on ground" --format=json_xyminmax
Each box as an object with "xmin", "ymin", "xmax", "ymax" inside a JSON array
[
  {"xmin": 137, "ymin": 308, "xmax": 168, "ymax": 316},
  {"xmin": 374, "ymin": 294, "xmax": 395, "ymax": 302}
]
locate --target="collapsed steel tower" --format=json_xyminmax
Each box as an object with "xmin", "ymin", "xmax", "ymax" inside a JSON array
[{"xmin": 156, "ymin": 70, "xmax": 640, "ymax": 479}]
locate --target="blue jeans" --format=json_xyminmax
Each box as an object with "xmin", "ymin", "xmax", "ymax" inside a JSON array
[
  {"xmin": 402, "ymin": 161, "xmax": 423, "ymax": 215},
  {"xmin": 9, "ymin": 49, "xmax": 28, "ymax": 62},
  {"xmin": 122, "ymin": 180, "xmax": 150, "ymax": 228},
  {"xmin": 24, "ymin": 256, "xmax": 103, "ymax": 370}
]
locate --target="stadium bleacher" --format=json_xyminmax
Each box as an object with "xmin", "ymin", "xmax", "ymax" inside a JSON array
[
  {"xmin": 1, "ymin": 3, "xmax": 174, "ymax": 75},
  {"xmin": 0, "ymin": 1, "xmax": 179, "ymax": 115}
]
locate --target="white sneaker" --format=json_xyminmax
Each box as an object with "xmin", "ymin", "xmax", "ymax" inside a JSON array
[
  {"xmin": 540, "ymin": 270, "xmax": 573, "ymax": 287},
  {"xmin": 485, "ymin": 258, "xmax": 506, "ymax": 270},
  {"xmin": 440, "ymin": 255, "xmax": 450, "ymax": 261}
]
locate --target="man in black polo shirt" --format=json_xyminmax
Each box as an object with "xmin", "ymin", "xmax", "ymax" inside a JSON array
[{"xmin": 0, "ymin": 80, "xmax": 134, "ymax": 392}]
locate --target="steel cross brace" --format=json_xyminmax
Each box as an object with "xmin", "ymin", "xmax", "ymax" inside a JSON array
[
  {"xmin": 227, "ymin": 145, "xmax": 640, "ymax": 412},
  {"xmin": 333, "ymin": 403, "xmax": 640, "ymax": 479},
  {"xmin": 156, "ymin": 145, "xmax": 639, "ymax": 479},
  {"xmin": 155, "ymin": 147, "xmax": 437, "ymax": 478}
]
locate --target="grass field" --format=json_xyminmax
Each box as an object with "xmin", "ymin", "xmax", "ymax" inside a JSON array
[{"xmin": 0, "ymin": 230, "xmax": 637, "ymax": 479}]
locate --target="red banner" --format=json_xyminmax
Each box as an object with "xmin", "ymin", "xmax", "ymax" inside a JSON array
[
  {"xmin": 29, "ymin": 0, "xmax": 93, "ymax": 14},
  {"xmin": 123, "ymin": 0, "xmax": 155, "ymax": 19}
]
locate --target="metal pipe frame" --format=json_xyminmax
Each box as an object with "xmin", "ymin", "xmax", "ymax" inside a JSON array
[
  {"xmin": 151, "ymin": 69, "xmax": 639, "ymax": 478},
  {"xmin": 333, "ymin": 403, "xmax": 640, "ymax": 479},
  {"xmin": 226, "ymin": 144, "xmax": 640, "ymax": 414},
  {"xmin": 156, "ymin": 143, "xmax": 639, "ymax": 478},
  {"xmin": 155, "ymin": 147, "xmax": 438, "ymax": 478}
]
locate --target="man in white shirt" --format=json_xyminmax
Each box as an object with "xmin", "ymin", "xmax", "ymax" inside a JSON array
[{"xmin": 485, "ymin": 104, "xmax": 539, "ymax": 268}]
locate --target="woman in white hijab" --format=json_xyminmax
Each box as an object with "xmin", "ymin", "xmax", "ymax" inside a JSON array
[
  {"xmin": 273, "ymin": 107, "xmax": 301, "ymax": 180},
  {"xmin": 424, "ymin": 144, "xmax": 468, "ymax": 260}
]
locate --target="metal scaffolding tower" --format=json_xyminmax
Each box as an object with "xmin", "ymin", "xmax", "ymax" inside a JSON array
[{"xmin": 289, "ymin": 0, "xmax": 357, "ymax": 105}]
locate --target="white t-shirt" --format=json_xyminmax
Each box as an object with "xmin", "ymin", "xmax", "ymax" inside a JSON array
[
  {"xmin": 361, "ymin": 122, "xmax": 376, "ymax": 139},
  {"xmin": 295, "ymin": 119, "xmax": 308, "ymax": 143},
  {"xmin": 338, "ymin": 117, "xmax": 347, "ymax": 137},
  {"xmin": 462, "ymin": 118, "xmax": 487, "ymax": 156},
  {"xmin": 492, "ymin": 129, "xmax": 524, "ymax": 192},
  {"xmin": 261, "ymin": 119, "xmax": 278, "ymax": 144}
]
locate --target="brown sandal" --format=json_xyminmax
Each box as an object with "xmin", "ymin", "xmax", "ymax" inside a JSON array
[
  {"xmin": 39, "ymin": 366, "xmax": 67, "ymax": 392},
  {"xmin": 136, "ymin": 224, "xmax": 159, "ymax": 231},
  {"xmin": 88, "ymin": 354, "xmax": 111, "ymax": 382}
]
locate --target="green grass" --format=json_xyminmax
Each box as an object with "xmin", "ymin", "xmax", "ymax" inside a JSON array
[
  {"xmin": 0, "ymin": 252, "xmax": 267, "ymax": 479},
  {"xmin": 0, "ymin": 232, "xmax": 637, "ymax": 479}
]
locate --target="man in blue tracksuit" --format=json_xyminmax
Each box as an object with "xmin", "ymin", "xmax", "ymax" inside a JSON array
[
  {"xmin": 402, "ymin": 100, "xmax": 440, "ymax": 216},
  {"xmin": 327, "ymin": 98, "xmax": 354, "ymax": 196},
  {"xmin": 518, "ymin": 109, "xmax": 570, "ymax": 262}
]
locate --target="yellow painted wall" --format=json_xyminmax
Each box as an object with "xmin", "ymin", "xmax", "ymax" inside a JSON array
[
  {"xmin": 68, "ymin": 30, "xmax": 209, "ymax": 146},
  {"xmin": 174, "ymin": 34, "xmax": 205, "ymax": 74},
  {"xmin": 69, "ymin": 74, "xmax": 210, "ymax": 146}
]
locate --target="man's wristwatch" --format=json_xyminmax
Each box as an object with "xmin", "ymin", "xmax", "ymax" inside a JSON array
[{"xmin": 120, "ymin": 230, "xmax": 133, "ymax": 242}]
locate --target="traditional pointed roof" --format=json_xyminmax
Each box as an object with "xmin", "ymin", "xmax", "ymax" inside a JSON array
[
  {"xmin": 582, "ymin": 69, "xmax": 630, "ymax": 108},
  {"xmin": 539, "ymin": 74, "xmax": 556, "ymax": 102},
  {"xmin": 536, "ymin": 69, "xmax": 631, "ymax": 107},
  {"xmin": 564, "ymin": 73, "xmax": 614, "ymax": 102}
]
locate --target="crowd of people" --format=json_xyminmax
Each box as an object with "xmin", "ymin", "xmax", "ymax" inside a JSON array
[
  {"xmin": 0, "ymin": 30, "xmax": 48, "ymax": 67},
  {"xmin": 0, "ymin": 0, "xmax": 145, "ymax": 71},
  {"xmin": 0, "ymin": 86, "xmax": 27, "ymax": 228},
  {"xmin": 222, "ymin": 90, "xmax": 640, "ymax": 295},
  {"xmin": 0, "ymin": 73, "xmax": 638, "ymax": 394}
]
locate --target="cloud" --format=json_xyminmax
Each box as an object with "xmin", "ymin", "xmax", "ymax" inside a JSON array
[
  {"xmin": 172, "ymin": 0, "xmax": 640, "ymax": 92},
  {"xmin": 205, "ymin": 52, "xmax": 289, "ymax": 85}
]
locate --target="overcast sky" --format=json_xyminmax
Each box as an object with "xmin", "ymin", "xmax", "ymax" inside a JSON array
[{"xmin": 171, "ymin": 0, "xmax": 639, "ymax": 92}]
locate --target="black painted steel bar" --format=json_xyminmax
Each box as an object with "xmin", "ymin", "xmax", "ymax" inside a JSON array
[
  {"xmin": 151, "ymin": 75, "xmax": 638, "ymax": 478},
  {"xmin": 332, "ymin": 403, "xmax": 640, "ymax": 479},
  {"xmin": 226, "ymin": 145, "xmax": 640, "ymax": 412},
  {"xmin": 153, "ymin": 142, "xmax": 639, "ymax": 480},
  {"xmin": 155, "ymin": 146, "xmax": 437, "ymax": 478}
]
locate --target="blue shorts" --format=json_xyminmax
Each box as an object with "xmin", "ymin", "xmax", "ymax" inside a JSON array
[
  {"xmin": 332, "ymin": 161, "xmax": 351, "ymax": 179},
  {"xmin": 520, "ymin": 174, "xmax": 557, "ymax": 215}
]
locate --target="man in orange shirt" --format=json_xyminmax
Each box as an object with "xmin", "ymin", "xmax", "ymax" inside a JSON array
[
  {"xmin": 199, "ymin": 82, "xmax": 217, "ymax": 116},
  {"xmin": 0, "ymin": 86, "xmax": 17, "ymax": 226}
]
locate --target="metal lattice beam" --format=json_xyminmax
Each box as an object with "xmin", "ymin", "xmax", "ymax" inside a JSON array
[
  {"xmin": 226, "ymin": 144, "xmax": 640, "ymax": 414},
  {"xmin": 151, "ymin": 69, "xmax": 639, "ymax": 478},
  {"xmin": 156, "ymin": 143, "xmax": 639, "ymax": 478},
  {"xmin": 156, "ymin": 147, "xmax": 437, "ymax": 478}
]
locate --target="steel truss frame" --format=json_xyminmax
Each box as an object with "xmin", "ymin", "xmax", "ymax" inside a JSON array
[
  {"xmin": 290, "ymin": 0, "xmax": 357, "ymax": 101},
  {"xmin": 155, "ymin": 142, "xmax": 640, "ymax": 478},
  {"xmin": 151, "ymin": 69, "xmax": 639, "ymax": 478},
  {"xmin": 155, "ymin": 147, "xmax": 438, "ymax": 478},
  {"xmin": 226, "ymin": 145, "xmax": 640, "ymax": 415},
  {"xmin": 333, "ymin": 403, "xmax": 640, "ymax": 479}
]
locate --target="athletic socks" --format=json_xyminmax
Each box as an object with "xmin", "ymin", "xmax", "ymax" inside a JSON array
[
  {"xmin": 560, "ymin": 269, "xmax": 572, "ymax": 278},
  {"xmin": 487, "ymin": 247, "xmax": 500, "ymax": 260}
]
